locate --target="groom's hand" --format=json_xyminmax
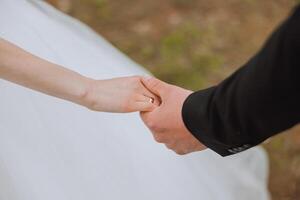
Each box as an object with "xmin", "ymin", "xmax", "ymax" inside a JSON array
[{"xmin": 140, "ymin": 77, "xmax": 206, "ymax": 155}]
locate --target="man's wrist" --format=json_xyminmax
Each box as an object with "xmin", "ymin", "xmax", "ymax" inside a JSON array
[{"xmin": 181, "ymin": 91, "xmax": 197, "ymax": 136}]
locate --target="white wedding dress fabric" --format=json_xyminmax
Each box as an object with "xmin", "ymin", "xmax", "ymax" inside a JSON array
[{"xmin": 0, "ymin": 0, "xmax": 270, "ymax": 200}]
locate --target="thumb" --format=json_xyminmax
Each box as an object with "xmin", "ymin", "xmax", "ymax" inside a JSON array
[{"xmin": 141, "ymin": 77, "xmax": 167, "ymax": 97}]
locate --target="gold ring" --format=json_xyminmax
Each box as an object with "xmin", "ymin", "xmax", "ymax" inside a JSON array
[{"xmin": 149, "ymin": 97, "xmax": 154, "ymax": 103}]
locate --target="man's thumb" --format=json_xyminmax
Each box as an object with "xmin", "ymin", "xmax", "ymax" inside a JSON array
[{"xmin": 141, "ymin": 77, "xmax": 167, "ymax": 96}]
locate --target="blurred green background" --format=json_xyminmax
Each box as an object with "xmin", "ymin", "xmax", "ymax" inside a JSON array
[{"xmin": 50, "ymin": 0, "xmax": 300, "ymax": 199}]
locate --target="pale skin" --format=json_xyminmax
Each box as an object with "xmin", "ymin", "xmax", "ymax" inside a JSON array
[
  {"xmin": 140, "ymin": 77, "xmax": 207, "ymax": 155},
  {"xmin": 0, "ymin": 38, "xmax": 158, "ymax": 113},
  {"xmin": 0, "ymin": 38, "xmax": 204, "ymax": 155}
]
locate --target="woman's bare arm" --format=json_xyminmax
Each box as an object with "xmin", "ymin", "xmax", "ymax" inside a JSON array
[{"xmin": 0, "ymin": 38, "xmax": 157, "ymax": 112}]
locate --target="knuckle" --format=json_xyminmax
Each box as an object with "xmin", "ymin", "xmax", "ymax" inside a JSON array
[
  {"xmin": 144, "ymin": 118, "xmax": 163, "ymax": 132},
  {"xmin": 130, "ymin": 76, "xmax": 142, "ymax": 84},
  {"xmin": 147, "ymin": 122, "xmax": 160, "ymax": 132},
  {"xmin": 175, "ymin": 150, "xmax": 187, "ymax": 155},
  {"xmin": 165, "ymin": 144, "xmax": 173, "ymax": 150},
  {"xmin": 153, "ymin": 134, "xmax": 165, "ymax": 143},
  {"xmin": 146, "ymin": 121, "xmax": 155, "ymax": 129},
  {"xmin": 127, "ymin": 76, "xmax": 141, "ymax": 86},
  {"xmin": 149, "ymin": 80, "xmax": 160, "ymax": 90},
  {"xmin": 152, "ymin": 126, "xmax": 162, "ymax": 132}
]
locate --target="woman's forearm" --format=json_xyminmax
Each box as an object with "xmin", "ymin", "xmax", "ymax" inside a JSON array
[
  {"xmin": 0, "ymin": 38, "xmax": 158, "ymax": 113},
  {"xmin": 0, "ymin": 38, "xmax": 91, "ymax": 106}
]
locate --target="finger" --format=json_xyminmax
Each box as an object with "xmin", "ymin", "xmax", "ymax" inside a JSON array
[
  {"xmin": 139, "ymin": 111, "xmax": 162, "ymax": 133},
  {"xmin": 141, "ymin": 77, "xmax": 168, "ymax": 97},
  {"xmin": 136, "ymin": 94, "xmax": 160, "ymax": 107},
  {"xmin": 194, "ymin": 142, "xmax": 207, "ymax": 151},
  {"xmin": 142, "ymin": 90, "xmax": 161, "ymax": 106},
  {"xmin": 135, "ymin": 101, "xmax": 157, "ymax": 112},
  {"xmin": 136, "ymin": 94, "xmax": 154, "ymax": 103},
  {"xmin": 174, "ymin": 150, "xmax": 188, "ymax": 155},
  {"xmin": 169, "ymin": 144, "xmax": 188, "ymax": 155},
  {"xmin": 153, "ymin": 133, "xmax": 168, "ymax": 143},
  {"xmin": 165, "ymin": 143, "xmax": 175, "ymax": 150}
]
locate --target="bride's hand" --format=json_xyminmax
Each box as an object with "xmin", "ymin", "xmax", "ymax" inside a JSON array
[
  {"xmin": 82, "ymin": 76, "xmax": 160, "ymax": 113},
  {"xmin": 0, "ymin": 39, "xmax": 158, "ymax": 113}
]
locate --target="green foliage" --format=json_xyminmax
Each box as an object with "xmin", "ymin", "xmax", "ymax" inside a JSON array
[
  {"xmin": 153, "ymin": 23, "xmax": 222, "ymax": 90},
  {"xmin": 93, "ymin": 0, "xmax": 110, "ymax": 19},
  {"xmin": 94, "ymin": 0, "xmax": 107, "ymax": 7}
]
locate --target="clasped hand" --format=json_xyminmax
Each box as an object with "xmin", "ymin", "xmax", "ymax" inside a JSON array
[
  {"xmin": 139, "ymin": 77, "xmax": 206, "ymax": 155},
  {"xmin": 83, "ymin": 76, "xmax": 205, "ymax": 155}
]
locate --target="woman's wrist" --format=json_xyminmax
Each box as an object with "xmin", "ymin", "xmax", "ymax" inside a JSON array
[{"xmin": 72, "ymin": 76, "xmax": 97, "ymax": 109}]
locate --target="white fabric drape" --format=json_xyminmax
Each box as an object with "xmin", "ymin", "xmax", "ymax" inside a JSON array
[{"xmin": 0, "ymin": 1, "xmax": 270, "ymax": 199}]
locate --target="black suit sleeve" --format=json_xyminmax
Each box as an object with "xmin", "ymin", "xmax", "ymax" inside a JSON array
[{"xmin": 182, "ymin": 6, "xmax": 300, "ymax": 156}]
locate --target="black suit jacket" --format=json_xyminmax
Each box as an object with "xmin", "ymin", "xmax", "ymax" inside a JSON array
[{"xmin": 182, "ymin": 5, "xmax": 300, "ymax": 156}]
